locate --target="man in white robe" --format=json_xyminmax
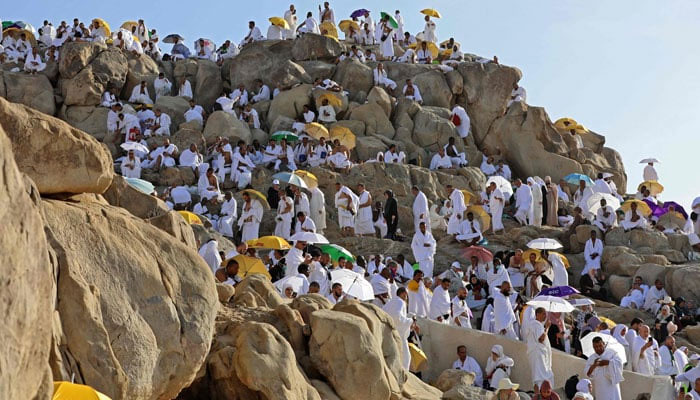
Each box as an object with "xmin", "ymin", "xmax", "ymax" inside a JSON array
[
  {"xmin": 585, "ymin": 336, "xmax": 624, "ymax": 400},
  {"xmin": 451, "ymin": 287, "xmax": 472, "ymax": 328},
  {"xmin": 354, "ymin": 183, "xmax": 374, "ymax": 236},
  {"xmin": 446, "ymin": 185, "xmax": 466, "ymax": 234},
  {"xmin": 145, "ymin": 108, "xmax": 171, "ymax": 137},
  {"xmin": 274, "ymin": 190, "xmax": 294, "ymax": 240},
  {"xmin": 507, "ymin": 83, "xmax": 527, "ymax": 107},
  {"xmin": 582, "ymin": 230, "xmax": 604, "ymax": 275},
  {"xmin": 486, "ymin": 259, "xmax": 511, "ymax": 294},
  {"xmin": 153, "ymin": 73, "xmax": 172, "ymax": 99},
  {"xmin": 528, "ymin": 178, "xmax": 543, "ymax": 227},
  {"xmin": 178, "ymin": 77, "xmax": 193, "ymax": 98},
  {"xmin": 429, "ymin": 278, "xmax": 452, "ymax": 322},
  {"xmin": 294, "ymin": 212, "xmax": 316, "ymax": 234},
  {"xmin": 237, "ymin": 192, "xmax": 264, "ymax": 242},
  {"xmin": 643, "ymin": 279, "xmax": 667, "ymax": 314},
  {"xmin": 412, "ymin": 186, "xmax": 430, "ymax": 232},
  {"xmin": 179, "ymin": 144, "xmax": 203, "ymax": 175},
  {"xmin": 309, "ymin": 186, "xmax": 326, "ymax": 234},
  {"xmin": 444, "ymin": 137, "xmax": 468, "ymax": 167},
  {"xmin": 373, "ymin": 63, "xmax": 397, "ymax": 90},
  {"xmin": 297, "ymin": 12, "xmax": 320, "ymax": 34},
  {"xmin": 493, "ymin": 281, "xmax": 518, "ymax": 340},
  {"xmin": 120, "ymin": 150, "xmax": 141, "ymax": 178},
  {"xmin": 452, "ymin": 345, "xmax": 483, "ymax": 387},
  {"xmin": 411, "ymin": 222, "xmax": 436, "ymax": 277},
  {"xmin": 620, "ymin": 280, "xmax": 645, "ymax": 309},
  {"xmin": 242, "ymin": 21, "xmax": 264, "ymax": 45},
  {"xmin": 23, "ymin": 47, "xmax": 46, "ymax": 73},
  {"xmin": 514, "ymin": 179, "xmax": 533, "ymax": 225},
  {"xmin": 456, "ymin": 212, "xmax": 482, "ymax": 245},
  {"xmin": 527, "ymin": 307, "xmax": 555, "ymax": 392},
  {"xmin": 231, "ymin": 145, "xmax": 256, "ymax": 189},
  {"xmin": 129, "ymin": 81, "xmax": 153, "ymax": 104},
  {"xmin": 573, "ymin": 180, "xmax": 594, "ymax": 210},
  {"xmin": 430, "ymin": 147, "xmax": 452, "ymax": 170},
  {"xmin": 450, "ymin": 105, "xmax": 470, "ymax": 138},
  {"xmin": 631, "ymin": 325, "xmax": 659, "ymax": 374},
  {"xmin": 198, "ymin": 239, "xmax": 221, "ymax": 274},
  {"xmin": 621, "ymin": 202, "xmax": 648, "ymax": 231},
  {"xmin": 217, "ymin": 192, "xmax": 238, "ymax": 238},
  {"xmin": 643, "ymin": 162, "xmax": 658, "ymax": 181},
  {"xmin": 488, "ymin": 182, "xmax": 505, "ymax": 233},
  {"xmin": 593, "ymin": 199, "xmax": 617, "ymax": 233},
  {"xmin": 402, "ymin": 79, "xmax": 423, "ymax": 103},
  {"xmin": 657, "ymin": 335, "xmax": 677, "ymax": 378},
  {"xmin": 335, "ymin": 183, "xmax": 357, "ymax": 235},
  {"xmin": 407, "ymin": 270, "xmax": 430, "ymax": 317},
  {"xmin": 422, "ymin": 15, "xmax": 438, "ymax": 43},
  {"xmin": 383, "ymin": 288, "xmax": 415, "ymax": 370}
]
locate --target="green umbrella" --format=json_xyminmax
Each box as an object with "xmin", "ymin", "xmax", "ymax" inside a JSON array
[
  {"xmin": 2, "ymin": 21, "xmax": 14, "ymax": 30},
  {"xmin": 380, "ymin": 12, "xmax": 399, "ymax": 29},
  {"xmin": 270, "ymin": 131, "xmax": 299, "ymax": 142},
  {"xmin": 319, "ymin": 244, "xmax": 355, "ymax": 263}
]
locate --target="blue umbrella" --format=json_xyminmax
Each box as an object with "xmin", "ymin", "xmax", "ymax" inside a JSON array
[
  {"xmin": 538, "ymin": 286, "xmax": 580, "ymax": 297},
  {"xmin": 350, "ymin": 9, "xmax": 370, "ymax": 18},
  {"xmin": 564, "ymin": 173, "xmax": 593, "ymax": 186},
  {"xmin": 125, "ymin": 177, "xmax": 155, "ymax": 195}
]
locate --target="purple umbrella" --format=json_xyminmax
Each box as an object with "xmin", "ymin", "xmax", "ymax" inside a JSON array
[
  {"xmin": 653, "ymin": 201, "xmax": 688, "ymax": 220},
  {"xmin": 642, "ymin": 199, "xmax": 659, "ymax": 216},
  {"xmin": 350, "ymin": 9, "xmax": 370, "ymax": 18},
  {"xmin": 538, "ymin": 286, "xmax": 580, "ymax": 297}
]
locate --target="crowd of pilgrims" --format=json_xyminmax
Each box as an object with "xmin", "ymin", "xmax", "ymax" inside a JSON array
[{"xmin": 5, "ymin": 4, "xmax": 700, "ymax": 399}]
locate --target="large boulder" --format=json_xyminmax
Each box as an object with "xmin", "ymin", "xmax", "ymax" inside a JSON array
[
  {"xmin": 434, "ymin": 369, "xmax": 476, "ymax": 392},
  {"xmin": 43, "ymin": 197, "xmax": 218, "ymax": 400},
  {"xmin": 58, "ymin": 105, "xmax": 111, "ymax": 140},
  {"xmin": 267, "ymin": 84, "xmax": 313, "ymax": 128},
  {"xmin": 367, "ymin": 86, "xmax": 392, "ymax": 118},
  {"xmin": 309, "ymin": 309, "xmax": 399, "ymax": 400},
  {"xmin": 411, "ymin": 107, "xmax": 459, "ymax": 151},
  {"xmin": 121, "ymin": 53, "xmax": 160, "ymax": 102},
  {"xmin": 349, "ymin": 102, "xmax": 395, "ymax": 139},
  {"xmin": 413, "ymin": 70, "xmax": 452, "ymax": 108},
  {"xmin": 202, "ymin": 111, "xmax": 252, "ymax": 145},
  {"xmin": 230, "ymin": 42, "xmax": 310, "ymax": 91},
  {"xmin": 194, "ymin": 59, "xmax": 224, "ymax": 111},
  {"xmin": 0, "ymin": 126, "xmax": 54, "ymax": 400},
  {"xmin": 0, "ymin": 97, "xmax": 114, "ymax": 194},
  {"xmin": 234, "ymin": 274, "xmax": 285, "ymax": 309},
  {"xmin": 103, "ymin": 175, "xmax": 170, "ymax": 219},
  {"xmin": 61, "ymin": 47, "xmax": 128, "ymax": 107},
  {"xmin": 2, "ymin": 71, "xmax": 56, "ymax": 115},
  {"xmin": 332, "ymin": 59, "xmax": 373, "ymax": 103},
  {"xmin": 146, "ymin": 211, "xmax": 198, "ymax": 249},
  {"xmin": 292, "ymin": 33, "xmax": 343, "ymax": 61},
  {"xmin": 58, "ymin": 41, "xmax": 105, "ymax": 78},
  {"xmin": 155, "ymin": 95, "xmax": 191, "ymax": 131}
]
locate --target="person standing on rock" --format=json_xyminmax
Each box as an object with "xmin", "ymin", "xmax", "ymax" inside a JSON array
[
  {"xmin": 274, "ymin": 188, "xmax": 294, "ymax": 240},
  {"xmin": 494, "ymin": 281, "xmax": 518, "ymax": 340},
  {"xmin": 383, "ymin": 287, "xmax": 416, "ymax": 370},
  {"xmin": 378, "ymin": 14, "xmax": 394, "ymax": 60},
  {"xmin": 446, "ymin": 185, "xmax": 466, "ymax": 235},
  {"xmin": 514, "ymin": 179, "xmax": 533, "ymax": 225},
  {"xmin": 585, "ymin": 336, "xmax": 624, "ymax": 400},
  {"xmin": 582, "ymin": 229, "xmax": 603, "ymax": 276},
  {"xmin": 355, "ymin": 183, "xmax": 374, "ymax": 236},
  {"xmin": 422, "ymin": 15, "xmax": 437, "ymax": 43},
  {"xmin": 318, "ymin": 2, "xmax": 335, "ymax": 24},
  {"xmin": 489, "ymin": 182, "xmax": 506, "ymax": 233},
  {"xmin": 643, "ymin": 160, "xmax": 659, "ymax": 182},
  {"xmin": 335, "ymin": 183, "xmax": 357, "ymax": 236},
  {"xmin": 528, "ymin": 178, "xmax": 543, "ymax": 228},
  {"xmin": 384, "ymin": 190, "xmax": 399, "ymax": 240},
  {"xmin": 309, "ymin": 185, "xmax": 326, "ymax": 234},
  {"xmin": 238, "ymin": 191, "xmax": 264, "ymax": 242},
  {"xmin": 526, "ymin": 307, "xmax": 555, "ymax": 394},
  {"xmin": 284, "ymin": 4, "xmax": 298, "ymax": 39},
  {"xmin": 412, "ymin": 186, "xmax": 430, "ymax": 232},
  {"xmin": 198, "ymin": 238, "xmax": 222, "ymax": 274},
  {"xmin": 573, "ymin": 179, "xmax": 593, "ymax": 211},
  {"xmin": 545, "ymin": 177, "xmax": 559, "ymax": 226},
  {"xmin": 153, "ymin": 73, "xmax": 172, "ymax": 100},
  {"xmin": 412, "ymin": 222, "xmax": 436, "ymax": 277}
]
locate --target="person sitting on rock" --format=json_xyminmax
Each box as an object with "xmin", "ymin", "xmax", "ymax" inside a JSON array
[
  {"xmin": 444, "ymin": 137, "xmax": 468, "ymax": 167},
  {"xmin": 153, "ymin": 72, "xmax": 172, "ymax": 100},
  {"xmin": 430, "ymin": 147, "xmax": 452, "ymax": 170},
  {"xmin": 495, "ymin": 160, "xmax": 512, "ymax": 180},
  {"xmin": 382, "ymin": 144, "xmax": 406, "ymax": 164},
  {"xmin": 373, "ymin": 62, "xmax": 397, "ymax": 90},
  {"xmin": 179, "ymin": 143, "xmax": 203, "ymax": 177},
  {"xmin": 480, "ymin": 154, "xmax": 497, "ymax": 176},
  {"xmin": 327, "ymin": 145, "xmax": 352, "ymax": 174},
  {"xmin": 620, "ymin": 201, "xmax": 649, "ymax": 231},
  {"xmin": 456, "ymin": 212, "xmax": 483, "ymax": 246},
  {"xmin": 230, "ymin": 83, "xmax": 249, "ymax": 108},
  {"xmin": 443, "ymin": 44, "xmax": 464, "ymax": 67},
  {"xmin": 507, "ymin": 82, "xmax": 527, "ymax": 107},
  {"xmin": 364, "ymin": 48, "xmax": 377, "ymax": 62},
  {"xmin": 293, "ymin": 136, "xmax": 312, "ymax": 167},
  {"xmin": 101, "ymin": 86, "xmax": 118, "ymax": 108},
  {"xmin": 452, "ymin": 345, "xmax": 484, "ymax": 387},
  {"xmin": 348, "ymin": 45, "xmax": 365, "ymax": 62},
  {"xmin": 231, "ymin": 142, "xmax": 256, "ymax": 189},
  {"xmin": 317, "ymin": 98, "xmax": 337, "ymax": 124},
  {"xmin": 129, "ymin": 80, "xmax": 154, "ymax": 104},
  {"xmin": 396, "ymin": 48, "xmax": 416, "ymax": 63},
  {"xmin": 242, "ymin": 21, "xmax": 264, "ymax": 45},
  {"xmin": 23, "ymin": 47, "xmax": 46, "ymax": 74},
  {"xmin": 215, "ymin": 258, "xmax": 242, "ymax": 286},
  {"xmin": 643, "ymin": 279, "xmax": 668, "ymax": 315},
  {"xmin": 120, "ymin": 150, "xmax": 141, "ymax": 179},
  {"xmin": 240, "ymin": 103, "xmax": 261, "ymax": 129},
  {"xmin": 593, "ymin": 198, "xmax": 617, "ymax": 236},
  {"xmin": 177, "ymin": 76, "xmax": 193, "ymax": 98},
  {"xmin": 250, "ymin": 79, "xmax": 271, "ymax": 103},
  {"xmin": 296, "ymin": 11, "xmax": 320, "ymax": 35},
  {"xmin": 416, "ymin": 41, "xmax": 432, "ymax": 64},
  {"xmin": 402, "ymin": 79, "xmax": 423, "ymax": 103},
  {"xmin": 170, "ymin": 37, "xmax": 191, "ymax": 60},
  {"xmin": 309, "ymin": 137, "xmax": 331, "ymax": 167},
  {"xmin": 360, "ymin": 22, "xmax": 375, "ymax": 45},
  {"xmin": 620, "ymin": 280, "xmax": 645, "ymax": 309},
  {"xmin": 184, "ymin": 100, "xmax": 204, "ymax": 124}
]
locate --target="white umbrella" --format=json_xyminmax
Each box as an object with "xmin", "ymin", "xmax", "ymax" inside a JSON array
[
  {"xmin": 693, "ymin": 196, "xmax": 700, "ymax": 212},
  {"xmin": 486, "ymin": 176, "xmax": 513, "ymax": 199},
  {"xmin": 273, "ymin": 275, "xmax": 307, "ymax": 295},
  {"xmin": 289, "ymin": 232, "xmax": 329, "ymax": 244},
  {"xmin": 568, "ymin": 298, "xmax": 595, "ymax": 307},
  {"xmin": 580, "ymin": 332, "xmax": 627, "ymax": 364},
  {"xmin": 330, "ymin": 269, "xmax": 374, "ymax": 301},
  {"xmin": 585, "ymin": 193, "xmax": 621, "ymax": 219},
  {"xmin": 120, "ymin": 142, "xmax": 149, "ymax": 154},
  {"xmin": 639, "ymin": 158, "xmax": 659, "ymax": 164},
  {"xmin": 527, "ymin": 295, "xmax": 575, "ymax": 313},
  {"xmin": 526, "ymin": 238, "xmax": 563, "ymax": 250}
]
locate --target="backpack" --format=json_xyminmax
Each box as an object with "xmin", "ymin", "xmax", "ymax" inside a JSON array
[{"xmin": 564, "ymin": 374, "xmax": 579, "ymax": 399}]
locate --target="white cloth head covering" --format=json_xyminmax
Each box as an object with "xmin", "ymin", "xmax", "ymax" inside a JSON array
[
  {"xmin": 611, "ymin": 324, "xmax": 629, "ymax": 346},
  {"xmin": 451, "ymin": 261, "xmax": 461, "ymax": 270},
  {"xmin": 573, "ymin": 393, "xmax": 593, "ymax": 400},
  {"xmin": 491, "ymin": 344, "xmax": 504, "ymax": 357},
  {"xmin": 576, "ymin": 378, "xmax": 591, "ymax": 393},
  {"xmin": 371, "ymin": 275, "xmax": 390, "ymax": 295}
]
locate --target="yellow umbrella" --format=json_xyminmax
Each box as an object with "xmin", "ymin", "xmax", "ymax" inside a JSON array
[
  {"xmin": 409, "ymin": 342, "xmax": 428, "ymax": 372},
  {"xmin": 320, "ymin": 21, "xmax": 338, "ymax": 39},
  {"xmin": 330, "ymin": 125, "xmax": 356, "ymax": 150},
  {"xmin": 232, "ymin": 254, "xmax": 272, "ymax": 280},
  {"xmin": 421, "ymin": 8, "xmax": 442, "ymax": 18},
  {"xmin": 3, "ymin": 27, "xmax": 37, "ymax": 46},
  {"xmin": 294, "ymin": 170, "xmax": 319, "ymax": 190},
  {"xmin": 177, "ymin": 211, "xmax": 203, "ymax": 225},
  {"xmin": 409, "ymin": 41, "xmax": 439, "ymax": 58},
  {"xmin": 522, "ymin": 249, "xmax": 544, "ymax": 263},
  {"xmin": 620, "ymin": 199, "xmax": 652, "ymax": 217},
  {"xmin": 598, "ymin": 316, "xmax": 616, "ymax": 328},
  {"xmin": 553, "ymin": 252, "xmax": 570, "ymax": 269},
  {"xmin": 92, "ymin": 18, "xmax": 111, "ymax": 37},
  {"xmin": 554, "ymin": 117, "xmax": 578, "ymax": 131},
  {"xmin": 246, "ymin": 235, "xmax": 291, "ymax": 250},
  {"xmin": 459, "ymin": 189, "xmax": 475, "ymax": 205},
  {"xmin": 241, "ymin": 189, "xmax": 270, "ymax": 208},
  {"xmin": 120, "ymin": 21, "xmax": 138, "ymax": 32},
  {"xmin": 568, "ymin": 124, "xmax": 588, "ymax": 135},
  {"xmin": 268, "ymin": 17, "xmax": 289, "ymax": 29},
  {"xmin": 439, "ymin": 39, "xmax": 461, "ymax": 49},
  {"xmin": 305, "ymin": 122, "xmax": 330, "ymax": 140},
  {"xmin": 53, "ymin": 382, "xmax": 112, "ymax": 400},
  {"xmin": 339, "ymin": 19, "xmax": 360, "ymax": 34},
  {"xmin": 466, "ymin": 205, "xmax": 491, "ymax": 231},
  {"xmin": 317, "ymin": 92, "xmax": 343, "ymax": 108},
  {"xmin": 637, "ymin": 180, "xmax": 664, "ymax": 196}
]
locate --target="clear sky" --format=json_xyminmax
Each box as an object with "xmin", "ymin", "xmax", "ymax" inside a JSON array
[{"xmin": 5, "ymin": 1, "xmax": 699, "ymax": 209}]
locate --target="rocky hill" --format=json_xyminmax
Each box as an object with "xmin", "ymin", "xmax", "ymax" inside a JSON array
[{"xmin": 3, "ymin": 33, "xmax": 688, "ymax": 400}]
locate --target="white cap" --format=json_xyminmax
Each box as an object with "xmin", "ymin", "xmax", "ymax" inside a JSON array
[
  {"xmin": 451, "ymin": 261, "xmax": 461, "ymax": 269},
  {"xmin": 272, "ymin": 179, "xmax": 280, "ymax": 185}
]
